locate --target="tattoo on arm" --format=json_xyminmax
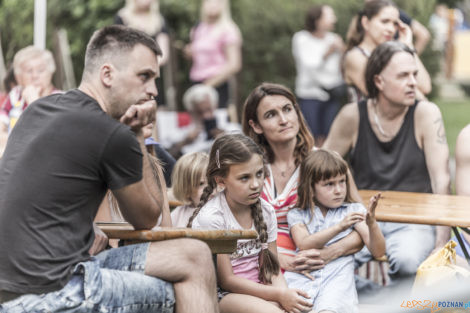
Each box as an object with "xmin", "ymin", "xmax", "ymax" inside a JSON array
[{"xmin": 434, "ymin": 118, "xmax": 447, "ymax": 144}]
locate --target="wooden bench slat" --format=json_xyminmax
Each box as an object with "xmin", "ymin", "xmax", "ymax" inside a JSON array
[
  {"xmin": 96, "ymin": 223, "xmax": 258, "ymax": 254},
  {"xmin": 359, "ymin": 190, "xmax": 470, "ymax": 227}
]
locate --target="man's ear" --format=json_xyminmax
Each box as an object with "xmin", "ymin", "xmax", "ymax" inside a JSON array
[
  {"xmin": 249, "ymin": 119, "xmax": 263, "ymax": 135},
  {"xmin": 215, "ymin": 176, "xmax": 225, "ymax": 189},
  {"xmin": 374, "ymin": 74, "xmax": 385, "ymax": 91},
  {"xmin": 100, "ymin": 64, "xmax": 114, "ymax": 88}
]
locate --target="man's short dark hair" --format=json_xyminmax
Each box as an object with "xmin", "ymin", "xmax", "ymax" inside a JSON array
[
  {"xmin": 83, "ymin": 25, "xmax": 162, "ymax": 76},
  {"xmin": 365, "ymin": 41, "xmax": 415, "ymax": 99}
]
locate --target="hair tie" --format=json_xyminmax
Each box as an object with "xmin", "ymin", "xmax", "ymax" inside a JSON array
[
  {"xmin": 261, "ymin": 243, "xmax": 268, "ymax": 250},
  {"xmin": 216, "ymin": 149, "xmax": 221, "ymax": 169}
]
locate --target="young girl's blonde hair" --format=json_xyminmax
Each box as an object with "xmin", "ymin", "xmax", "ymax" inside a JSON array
[
  {"xmin": 171, "ymin": 152, "xmax": 209, "ymax": 205},
  {"xmin": 296, "ymin": 149, "xmax": 355, "ymax": 211},
  {"xmin": 187, "ymin": 133, "xmax": 280, "ymax": 284}
]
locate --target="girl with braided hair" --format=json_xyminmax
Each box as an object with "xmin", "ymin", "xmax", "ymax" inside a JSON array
[{"xmin": 188, "ymin": 133, "xmax": 312, "ymax": 313}]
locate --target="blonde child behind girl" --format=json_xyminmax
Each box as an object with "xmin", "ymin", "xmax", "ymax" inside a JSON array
[
  {"xmin": 170, "ymin": 152, "xmax": 208, "ymax": 227},
  {"xmin": 188, "ymin": 133, "xmax": 312, "ymax": 313},
  {"xmin": 285, "ymin": 149, "xmax": 385, "ymax": 313}
]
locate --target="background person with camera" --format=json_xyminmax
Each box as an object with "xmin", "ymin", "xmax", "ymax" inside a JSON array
[{"xmin": 158, "ymin": 84, "xmax": 240, "ymax": 159}]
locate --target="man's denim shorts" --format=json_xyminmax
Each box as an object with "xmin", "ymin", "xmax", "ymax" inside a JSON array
[{"xmin": 0, "ymin": 243, "xmax": 175, "ymax": 313}]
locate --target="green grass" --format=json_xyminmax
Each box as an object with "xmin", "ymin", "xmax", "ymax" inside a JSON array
[{"xmin": 435, "ymin": 98, "xmax": 470, "ymax": 157}]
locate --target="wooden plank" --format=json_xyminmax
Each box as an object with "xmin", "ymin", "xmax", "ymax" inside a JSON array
[
  {"xmin": 97, "ymin": 223, "xmax": 258, "ymax": 254},
  {"xmin": 359, "ymin": 190, "xmax": 470, "ymax": 227},
  {"xmin": 169, "ymin": 200, "xmax": 182, "ymax": 208}
]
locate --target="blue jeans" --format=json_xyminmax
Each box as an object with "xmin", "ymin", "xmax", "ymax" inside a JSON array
[
  {"xmin": 452, "ymin": 235, "xmax": 470, "ymax": 258},
  {"xmin": 355, "ymin": 222, "xmax": 435, "ymax": 280},
  {"xmin": 0, "ymin": 243, "xmax": 175, "ymax": 313},
  {"xmin": 298, "ymin": 97, "xmax": 339, "ymax": 137}
]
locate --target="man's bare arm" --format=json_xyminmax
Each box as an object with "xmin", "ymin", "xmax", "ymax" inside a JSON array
[
  {"xmin": 417, "ymin": 101, "xmax": 451, "ymax": 248},
  {"xmin": 456, "ymin": 125, "xmax": 470, "ymax": 254},
  {"xmin": 114, "ymin": 102, "xmax": 164, "ymax": 229},
  {"xmin": 456, "ymin": 125, "xmax": 470, "ymax": 196}
]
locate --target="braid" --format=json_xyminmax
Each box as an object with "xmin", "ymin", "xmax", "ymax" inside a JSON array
[
  {"xmin": 251, "ymin": 201, "xmax": 268, "ymax": 243},
  {"xmin": 187, "ymin": 182, "xmax": 215, "ymax": 228},
  {"xmin": 251, "ymin": 200, "xmax": 280, "ymax": 284}
]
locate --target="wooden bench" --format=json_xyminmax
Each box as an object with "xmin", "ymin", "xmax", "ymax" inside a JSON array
[
  {"xmin": 360, "ymin": 189, "xmax": 470, "ymax": 261},
  {"xmin": 97, "ymin": 222, "xmax": 258, "ymax": 254},
  {"xmin": 359, "ymin": 190, "xmax": 470, "ymax": 227},
  {"xmin": 357, "ymin": 190, "xmax": 470, "ymax": 286}
]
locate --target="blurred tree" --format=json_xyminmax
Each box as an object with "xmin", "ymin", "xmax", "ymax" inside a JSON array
[
  {"xmin": 0, "ymin": 0, "xmax": 123, "ymax": 85},
  {"xmin": 437, "ymin": 0, "xmax": 462, "ymax": 8},
  {"xmin": 0, "ymin": 0, "xmax": 440, "ymax": 105},
  {"xmin": 0, "ymin": 0, "xmax": 35, "ymax": 65}
]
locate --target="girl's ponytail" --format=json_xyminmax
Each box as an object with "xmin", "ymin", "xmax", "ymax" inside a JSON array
[
  {"xmin": 251, "ymin": 200, "xmax": 280, "ymax": 284},
  {"xmin": 346, "ymin": 11, "xmax": 366, "ymax": 51}
]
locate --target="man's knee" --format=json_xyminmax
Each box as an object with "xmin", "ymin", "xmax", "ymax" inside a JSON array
[
  {"xmin": 389, "ymin": 253, "xmax": 423, "ymax": 277},
  {"xmin": 177, "ymin": 238, "xmax": 213, "ymax": 267}
]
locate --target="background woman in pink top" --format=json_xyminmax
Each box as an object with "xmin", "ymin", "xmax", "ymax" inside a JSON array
[
  {"xmin": 185, "ymin": 0, "xmax": 242, "ymax": 109},
  {"xmin": 242, "ymin": 82, "xmax": 364, "ymax": 274}
]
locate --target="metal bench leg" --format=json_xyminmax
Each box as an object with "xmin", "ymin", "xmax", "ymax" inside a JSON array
[{"xmin": 452, "ymin": 226, "xmax": 470, "ymax": 266}]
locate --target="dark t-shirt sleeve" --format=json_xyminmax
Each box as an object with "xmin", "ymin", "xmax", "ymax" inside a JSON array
[{"xmin": 101, "ymin": 126, "xmax": 143, "ymax": 190}]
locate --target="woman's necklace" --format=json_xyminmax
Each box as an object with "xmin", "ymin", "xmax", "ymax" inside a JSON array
[{"xmin": 272, "ymin": 162, "xmax": 295, "ymax": 178}]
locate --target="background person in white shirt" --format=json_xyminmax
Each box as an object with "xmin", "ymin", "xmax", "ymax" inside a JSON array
[{"xmin": 292, "ymin": 5, "xmax": 345, "ymax": 146}]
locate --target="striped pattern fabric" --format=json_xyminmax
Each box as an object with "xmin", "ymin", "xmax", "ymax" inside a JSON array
[{"xmin": 261, "ymin": 165, "xmax": 300, "ymax": 256}]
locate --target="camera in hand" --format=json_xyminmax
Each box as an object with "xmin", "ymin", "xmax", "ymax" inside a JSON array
[{"xmin": 203, "ymin": 117, "xmax": 217, "ymax": 140}]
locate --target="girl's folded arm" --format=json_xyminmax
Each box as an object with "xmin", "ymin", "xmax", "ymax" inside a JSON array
[
  {"xmin": 353, "ymin": 221, "xmax": 386, "ymax": 259},
  {"xmin": 291, "ymin": 222, "xmax": 343, "ymax": 250}
]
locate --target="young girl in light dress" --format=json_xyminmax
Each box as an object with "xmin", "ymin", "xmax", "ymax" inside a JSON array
[
  {"xmin": 285, "ymin": 149, "xmax": 385, "ymax": 313},
  {"xmin": 188, "ymin": 133, "xmax": 312, "ymax": 313}
]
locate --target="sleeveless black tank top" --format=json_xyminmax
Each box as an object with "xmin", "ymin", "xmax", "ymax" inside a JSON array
[{"xmin": 349, "ymin": 100, "xmax": 432, "ymax": 192}]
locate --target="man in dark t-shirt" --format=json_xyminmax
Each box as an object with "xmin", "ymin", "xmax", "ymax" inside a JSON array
[
  {"xmin": 325, "ymin": 41, "xmax": 450, "ymax": 286},
  {"xmin": 0, "ymin": 26, "xmax": 218, "ymax": 313}
]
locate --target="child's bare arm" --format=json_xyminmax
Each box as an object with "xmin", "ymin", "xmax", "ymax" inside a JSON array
[
  {"xmin": 354, "ymin": 193, "xmax": 386, "ymax": 258},
  {"xmin": 291, "ymin": 213, "xmax": 364, "ymax": 251}
]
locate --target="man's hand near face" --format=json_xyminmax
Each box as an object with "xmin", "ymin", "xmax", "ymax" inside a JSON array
[{"xmin": 120, "ymin": 100, "xmax": 156, "ymax": 134}]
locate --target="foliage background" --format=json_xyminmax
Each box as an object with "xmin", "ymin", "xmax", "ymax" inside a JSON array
[{"xmin": 0, "ymin": 0, "xmax": 439, "ymax": 108}]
